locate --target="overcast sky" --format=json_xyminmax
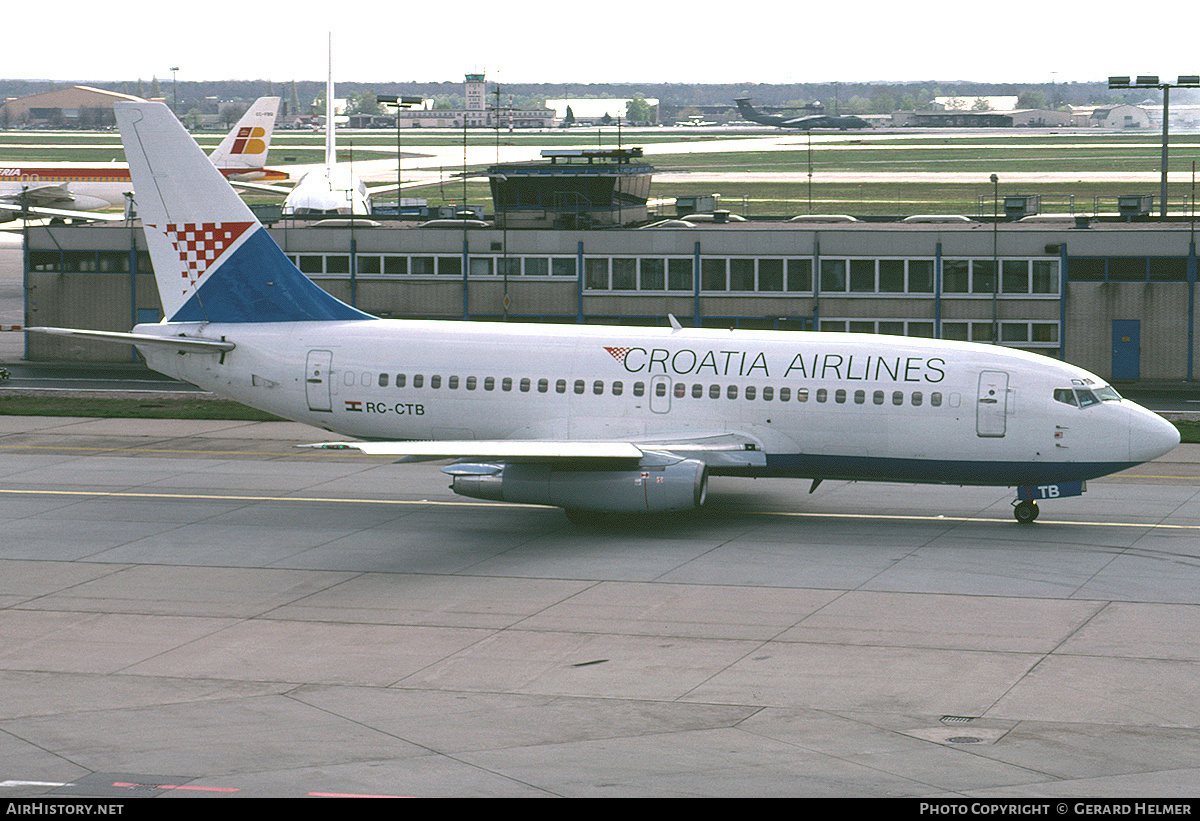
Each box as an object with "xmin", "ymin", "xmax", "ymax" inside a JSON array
[{"xmin": 7, "ymin": 2, "xmax": 1197, "ymax": 86}]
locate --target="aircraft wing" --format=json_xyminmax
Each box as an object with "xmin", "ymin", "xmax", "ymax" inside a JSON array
[
  {"xmin": 0, "ymin": 202, "xmax": 127, "ymax": 222},
  {"xmin": 304, "ymin": 431, "xmax": 767, "ymax": 468},
  {"xmin": 226, "ymin": 180, "xmax": 294, "ymax": 195}
]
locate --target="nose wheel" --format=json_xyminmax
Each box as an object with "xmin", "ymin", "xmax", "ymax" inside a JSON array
[{"xmin": 1013, "ymin": 499, "xmax": 1039, "ymax": 524}]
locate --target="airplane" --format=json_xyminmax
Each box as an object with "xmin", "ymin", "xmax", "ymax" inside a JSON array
[
  {"xmin": 734, "ymin": 96, "xmax": 871, "ymax": 130},
  {"xmin": 280, "ymin": 35, "xmax": 373, "ymax": 216},
  {"xmin": 31, "ymin": 101, "xmax": 1181, "ymax": 525},
  {"xmin": 0, "ymin": 96, "xmax": 285, "ymax": 223}
]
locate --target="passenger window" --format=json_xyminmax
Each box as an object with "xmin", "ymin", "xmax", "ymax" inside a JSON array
[
  {"xmin": 656, "ymin": 382, "xmax": 668, "ymax": 397},
  {"xmin": 484, "ymin": 377, "xmax": 495, "ymax": 391},
  {"xmin": 912, "ymin": 391, "xmax": 922, "ymax": 406},
  {"xmin": 874, "ymin": 391, "xmax": 884, "ymax": 405},
  {"xmin": 573, "ymin": 379, "xmax": 584, "ymax": 394},
  {"xmin": 692, "ymin": 383, "xmax": 703, "ymax": 399},
  {"xmin": 779, "ymin": 387, "xmax": 790, "ymax": 401},
  {"xmin": 502, "ymin": 377, "xmax": 512, "ymax": 391},
  {"xmin": 413, "ymin": 374, "xmax": 424, "ymax": 388},
  {"xmin": 892, "ymin": 391, "xmax": 903, "ymax": 405},
  {"xmin": 835, "ymin": 389, "xmax": 846, "ymax": 404},
  {"xmin": 763, "ymin": 386, "xmax": 774, "ymax": 401},
  {"xmin": 633, "ymin": 382, "xmax": 645, "ymax": 397},
  {"xmin": 538, "ymin": 378, "xmax": 548, "ymax": 393},
  {"xmin": 378, "ymin": 373, "xmax": 389, "ymax": 387},
  {"xmin": 727, "ymin": 385, "xmax": 739, "ymax": 399},
  {"xmin": 746, "ymin": 386, "xmax": 757, "ymax": 400},
  {"xmin": 930, "ymin": 392, "xmax": 942, "ymax": 406},
  {"xmin": 557, "ymin": 379, "xmax": 567, "ymax": 393},
  {"xmin": 854, "ymin": 390, "xmax": 865, "ymax": 404},
  {"xmin": 466, "ymin": 376, "xmax": 477, "ymax": 390},
  {"xmin": 519, "ymin": 378, "xmax": 530, "ymax": 392},
  {"xmin": 613, "ymin": 381, "xmax": 623, "ymax": 396},
  {"xmin": 674, "ymin": 382, "xmax": 686, "ymax": 399},
  {"xmin": 709, "ymin": 384, "xmax": 720, "ymax": 399},
  {"xmin": 396, "ymin": 374, "xmax": 406, "ymax": 388},
  {"xmin": 431, "ymin": 375, "xmax": 441, "ymax": 389},
  {"xmin": 449, "ymin": 376, "xmax": 459, "ymax": 389},
  {"xmin": 816, "ymin": 388, "xmax": 827, "ymax": 403},
  {"xmin": 797, "ymin": 387, "xmax": 809, "ymax": 402},
  {"xmin": 596, "ymin": 381, "xmax": 606, "ymax": 395}
]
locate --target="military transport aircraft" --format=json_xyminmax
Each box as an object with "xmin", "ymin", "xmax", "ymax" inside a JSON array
[{"xmin": 734, "ymin": 96, "xmax": 871, "ymax": 130}]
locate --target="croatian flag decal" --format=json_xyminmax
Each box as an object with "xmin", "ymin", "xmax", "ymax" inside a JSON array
[{"xmin": 156, "ymin": 221, "xmax": 254, "ymax": 295}]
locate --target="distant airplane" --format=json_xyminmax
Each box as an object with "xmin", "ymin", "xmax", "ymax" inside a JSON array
[
  {"xmin": 32, "ymin": 101, "xmax": 1181, "ymax": 525},
  {"xmin": 281, "ymin": 35, "xmax": 376, "ymax": 216},
  {"xmin": 0, "ymin": 97, "xmax": 284, "ymax": 222},
  {"xmin": 734, "ymin": 96, "xmax": 871, "ymax": 130}
]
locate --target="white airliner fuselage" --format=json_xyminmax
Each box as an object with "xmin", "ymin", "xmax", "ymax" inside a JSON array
[{"xmin": 136, "ymin": 318, "xmax": 1175, "ymax": 488}]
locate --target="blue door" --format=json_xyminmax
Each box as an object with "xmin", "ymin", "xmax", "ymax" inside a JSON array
[{"xmin": 1111, "ymin": 320, "xmax": 1140, "ymax": 381}]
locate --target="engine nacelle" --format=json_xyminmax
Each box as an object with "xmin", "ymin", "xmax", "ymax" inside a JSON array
[{"xmin": 448, "ymin": 457, "xmax": 708, "ymax": 514}]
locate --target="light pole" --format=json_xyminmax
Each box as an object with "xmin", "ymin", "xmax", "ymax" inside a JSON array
[
  {"xmin": 991, "ymin": 173, "xmax": 999, "ymax": 344},
  {"xmin": 376, "ymin": 94, "xmax": 422, "ymax": 216},
  {"xmin": 1108, "ymin": 75, "xmax": 1200, "ymax": 217},
  {"xmin": 169, "ymin": 67, "xmax": 180, "ymax": 118}
]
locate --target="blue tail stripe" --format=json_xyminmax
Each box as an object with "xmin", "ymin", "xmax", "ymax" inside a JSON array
[{"xmin": 168, "ymin": 229, "xmax": 372, "ymax": 323}]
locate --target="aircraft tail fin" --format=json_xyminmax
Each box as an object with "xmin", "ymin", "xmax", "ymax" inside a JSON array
[
  {"xmin": 208, "ymin": 96, "xmax": 281, "ymax": 171},
  {"xmin": 116, "ymin": 101, "xmax": 370, "ymax": 324}
]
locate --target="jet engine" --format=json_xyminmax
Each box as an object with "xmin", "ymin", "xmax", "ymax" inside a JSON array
[{"xmin": 445, "ymin": 455, "xmax": 708, "ymax": 514}]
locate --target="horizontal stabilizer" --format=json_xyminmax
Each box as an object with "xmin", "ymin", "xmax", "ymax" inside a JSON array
[{"xmin": 28, "ymin": 327, "xmax": 235, "ymax": 353}]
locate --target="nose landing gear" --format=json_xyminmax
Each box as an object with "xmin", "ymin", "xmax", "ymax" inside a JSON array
[{"xmin": 1013, "ymin": 499, "xmax": 1039, "ymax": 524}]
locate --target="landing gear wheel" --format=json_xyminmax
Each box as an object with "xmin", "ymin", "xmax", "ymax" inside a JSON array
[{"xmin": 1013, "ymin": 499, "xmax": 1039, "ymax": 524}]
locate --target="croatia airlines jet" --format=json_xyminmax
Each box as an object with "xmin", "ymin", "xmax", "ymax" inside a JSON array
[
  {"xmin": 32, "ymin": 102, "xmax": 1181, "ymax": 524},
  {"xmin": 0, "ymin": 97, "xmax": 284, "ymax": 223}
]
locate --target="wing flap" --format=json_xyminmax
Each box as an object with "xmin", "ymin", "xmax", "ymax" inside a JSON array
[{"xmin": 303, "ymin": 431, "xmax": 767, "ymax": 468}]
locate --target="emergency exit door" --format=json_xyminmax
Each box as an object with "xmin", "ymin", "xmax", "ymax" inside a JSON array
[
  {"xmin": 976, "ymin": 370, "xmax": 1009, "ymax": 437},
  {"xmin": 306, "ymin": 350, "xmax": 333, "ymax": 412}
]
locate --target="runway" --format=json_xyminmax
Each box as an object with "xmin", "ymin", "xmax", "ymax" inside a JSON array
[{"xmin": 1, "ymin": 416, "xmax": 1199, "ymax": 797}]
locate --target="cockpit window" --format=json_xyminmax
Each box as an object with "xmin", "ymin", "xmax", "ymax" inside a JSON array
[
  {"xmin": 1056, "ymin": 386, "xmax": 1118, "ymax": 408},
  {"xmin": 1054, "ymin": 388, "xmax": 1078, "ymax": 407}
]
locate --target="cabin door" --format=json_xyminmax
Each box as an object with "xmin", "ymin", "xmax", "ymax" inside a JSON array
[
  {"xmin": 976, "ymin": 370, "xmax": 1009, "ymax": 437},
  {"xmin": 305, "ymin": 350, "xmax": 333, "ymax": 412}
]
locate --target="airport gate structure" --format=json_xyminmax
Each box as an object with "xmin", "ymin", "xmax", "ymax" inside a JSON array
[{"xmin": 20, "ymin": 217, "xmax": 1200, "ymax": 385}]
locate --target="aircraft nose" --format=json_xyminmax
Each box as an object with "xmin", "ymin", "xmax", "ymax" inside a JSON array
[{"xmin": 1129, "ymin": 406, "xmax": 1180, "ymax": 463}]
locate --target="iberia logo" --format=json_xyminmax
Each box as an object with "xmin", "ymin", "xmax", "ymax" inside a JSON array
[
  {"xmin": 231, "ymin": 126, "xmax": 268, "ymax": 155},
  {"xmin": 603, "ymin": 346, "xmax": 632, "ymax": 364},
  {"xmin": 156, "ymin": 221, "xmax": 253, "ymax": 295}
]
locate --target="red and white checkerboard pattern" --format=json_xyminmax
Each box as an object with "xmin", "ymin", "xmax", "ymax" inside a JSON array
[
  {"xmin": 156, "ymin": 221, "xmax": 253, "ymax": 295},
  {"xmin": 603, "ymin": 346, "xmax": 632, "ymax": 363}
]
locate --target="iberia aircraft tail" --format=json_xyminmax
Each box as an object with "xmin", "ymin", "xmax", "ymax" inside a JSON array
[
  {"xmin": 115, "ymin": 101, "xmax": 371, "ymax": 325},
  {"xmin": 208, "ymin": 96, "xmax": 281, "ymax": 172}
]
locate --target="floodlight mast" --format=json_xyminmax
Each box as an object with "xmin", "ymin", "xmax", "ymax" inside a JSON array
[{"xmin": 1108, "ymin": 75, "xmax": 1200, "ymax": 217}]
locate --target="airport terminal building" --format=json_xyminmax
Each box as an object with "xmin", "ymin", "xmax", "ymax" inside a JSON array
[{"xmin": 22, "ymin": 214, "xmax": 1200, "ymax": 384}]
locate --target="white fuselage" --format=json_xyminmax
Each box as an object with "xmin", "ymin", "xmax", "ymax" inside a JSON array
[{"xmin": 133, "ymin": 319, "xmax": 1178, "ymax": 487}]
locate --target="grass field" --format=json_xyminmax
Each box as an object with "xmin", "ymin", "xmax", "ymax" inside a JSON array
[{"xmin": 7, "ymin": 126, "xmax": 1200, "ymax": 216}]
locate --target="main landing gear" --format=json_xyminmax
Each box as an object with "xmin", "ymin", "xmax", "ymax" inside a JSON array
[{"xmin": 1012, "ymin": 499, "xmax": 1040, "ymax": 524}]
